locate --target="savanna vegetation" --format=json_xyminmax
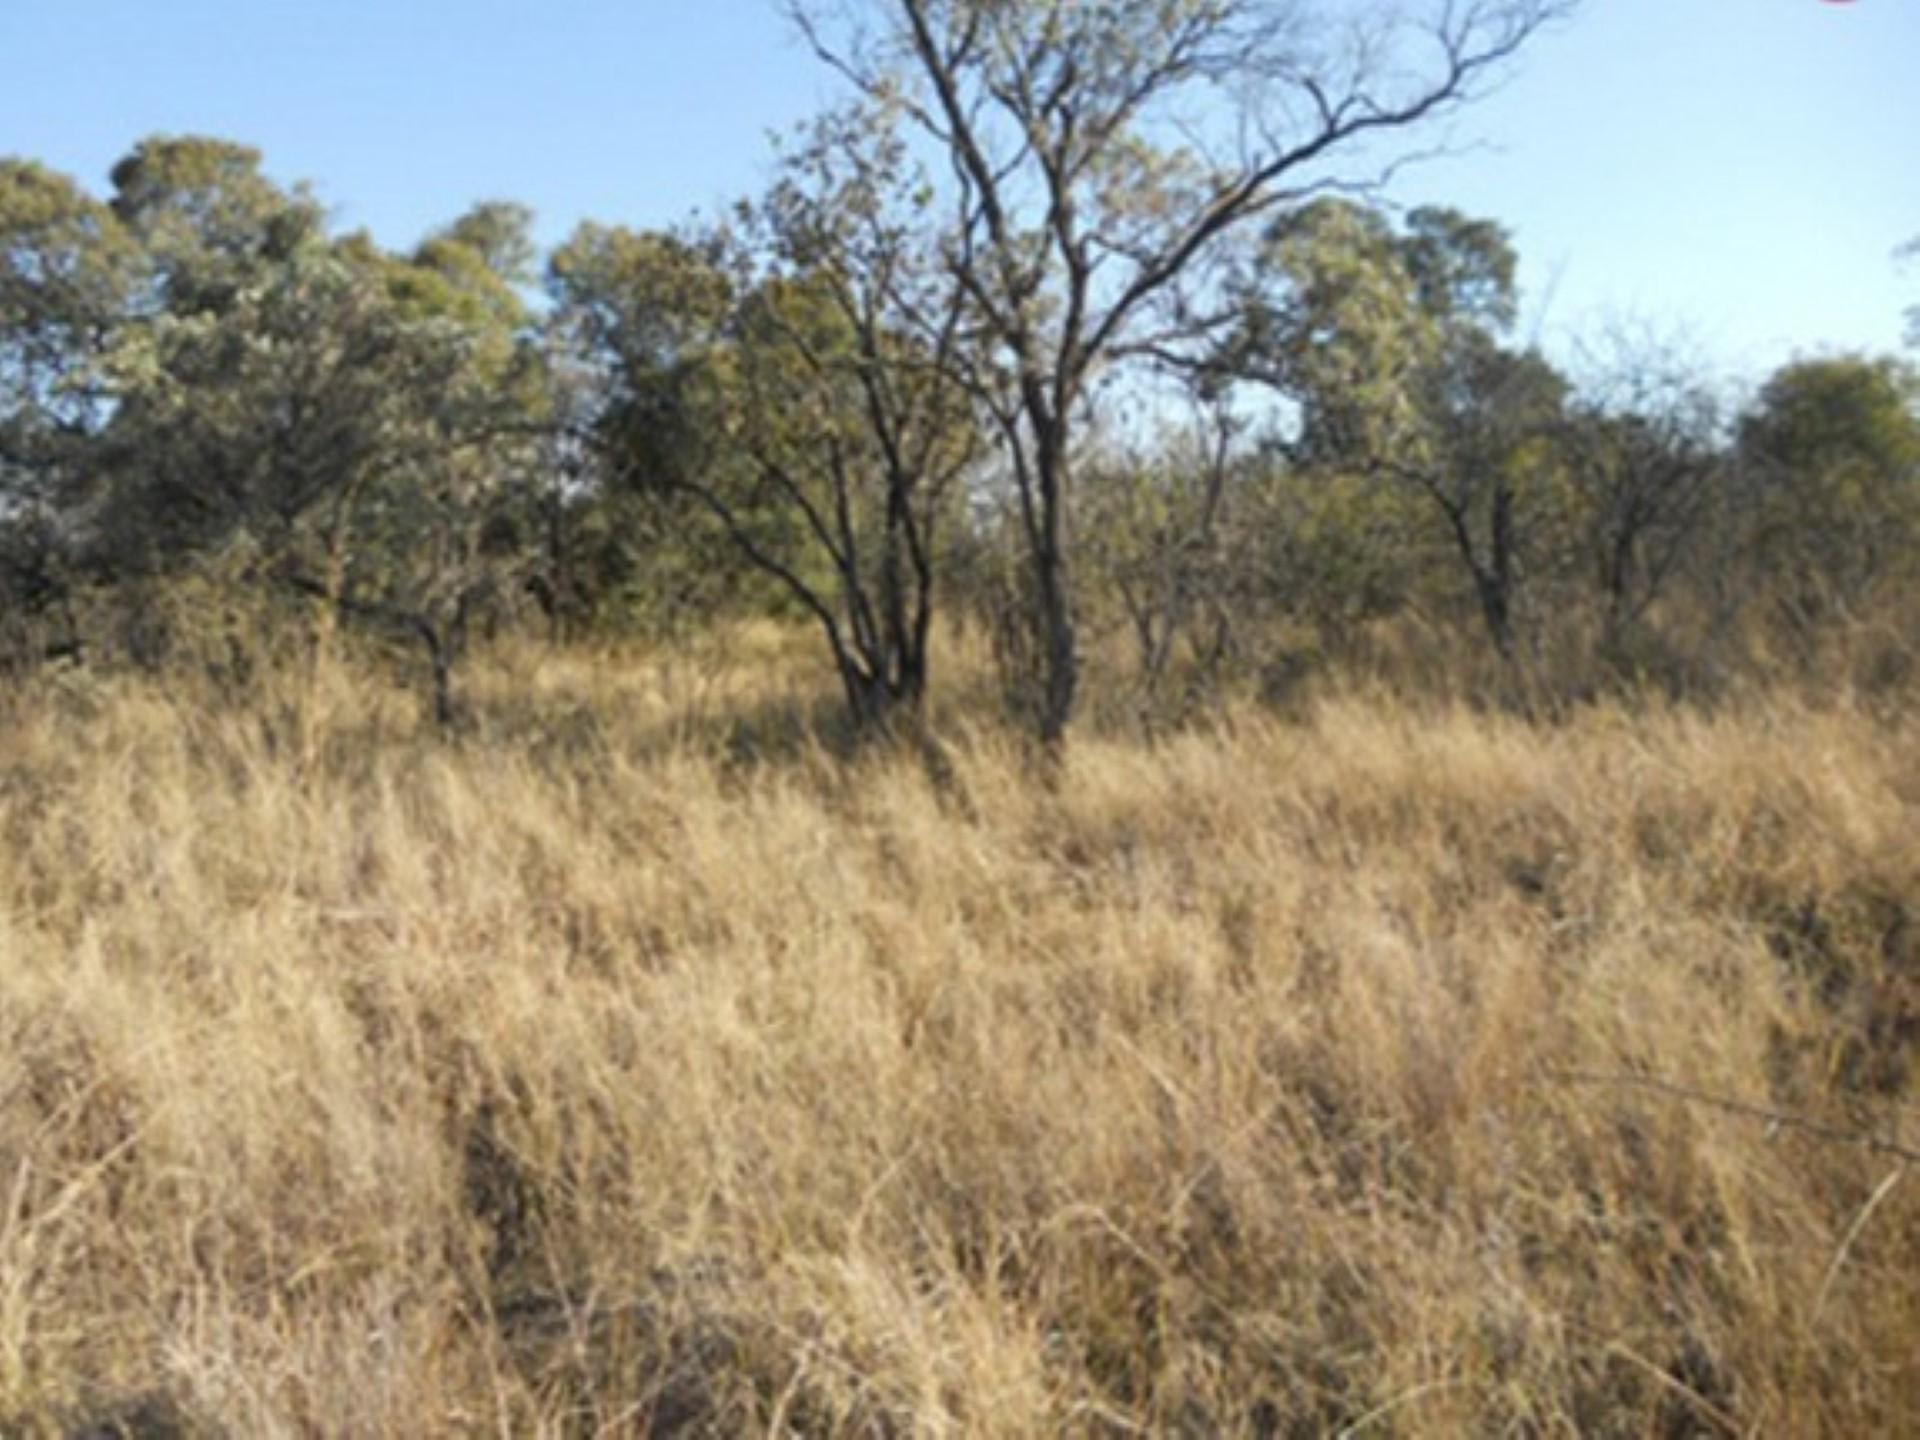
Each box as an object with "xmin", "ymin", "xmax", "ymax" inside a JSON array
[{"xmin": 4, "ymin": 0, "xmax": 1919, "ymax": 1434}]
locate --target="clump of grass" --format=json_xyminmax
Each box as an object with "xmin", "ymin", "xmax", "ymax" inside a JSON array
[{"xmin": 1, "ymin": 642, "xmax": 1915, "ymax": 1434}]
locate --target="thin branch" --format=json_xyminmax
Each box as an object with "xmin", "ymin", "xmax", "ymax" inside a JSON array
[{"xmin": 1551, "ymin": 1070, "xmax": 1920, "ymax": 1164}]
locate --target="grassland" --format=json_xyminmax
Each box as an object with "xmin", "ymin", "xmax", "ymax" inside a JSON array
[{"xmin": 1, "ymin": 635, "xmax": 1916, "ymax": 1435}]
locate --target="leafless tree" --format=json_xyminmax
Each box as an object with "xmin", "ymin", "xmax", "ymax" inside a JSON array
[
  {"xmin": 789, "ymin": 0, "xmax": 1576, "ymax": 742},
  {"xmin": 1562, "ymin": 323, "xmax": 1725, "ymax": 658}
]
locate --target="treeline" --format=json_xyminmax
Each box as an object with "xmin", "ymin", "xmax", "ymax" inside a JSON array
[{"xmin": 4, "ymin": 2, "xmax": 1917, "ymax": 741}]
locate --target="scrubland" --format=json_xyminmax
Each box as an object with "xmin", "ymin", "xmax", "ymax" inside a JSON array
[{"xmin": 1, "ymin": 634, "xmax": 1916, "ymax": 1437}]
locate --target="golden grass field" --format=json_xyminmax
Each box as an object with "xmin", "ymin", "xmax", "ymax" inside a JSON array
[{"xmin": 1, "ymin": 633, "xmax": 1916, "ymax": 1436}]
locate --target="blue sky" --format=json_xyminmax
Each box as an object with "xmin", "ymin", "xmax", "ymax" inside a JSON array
[{"xmin": 2, "ymin": 0, "xmax": 1914, "ymax": 381}]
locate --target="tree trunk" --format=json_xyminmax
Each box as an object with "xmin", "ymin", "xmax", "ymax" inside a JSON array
[
  {"xmin": 1434, "ymin": 483, "xmax": 1517, "ymax": 666},
  {"xmin": 1488, "ymin": 480, "xmax": 1517, "ymax": 661},
  {"xmin": 389, "ymin": 608, "xmax": 464, "ymax": 732},
  {"xmin": 1033, "ymin": 440, "xmax": 1079, "ymax": 748},
  {"xmin": 838, "ymin": 657, "xmax": 894, "ymax": 737},
  {"xmin": 431, "ymin": 650, "xmax": 455, "ymax": 730},
  {"xmin": 1474, "ymin": 568, "xmax": 1514, "ymax": 664}
]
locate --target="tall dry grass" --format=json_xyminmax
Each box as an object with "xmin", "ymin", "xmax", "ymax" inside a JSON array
[{"xmin": 1, "ymin": 635, "xmax": 1916, "ymax": 1436}]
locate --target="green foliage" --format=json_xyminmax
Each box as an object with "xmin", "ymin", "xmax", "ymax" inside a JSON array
[
  {"xmin": 548, "ymin": 111, "xmax": 980, "ymax": 724},
  {"xmin": 9, "ymin": 137, "xmax": 556, "ymax": 714},
  {"xmin": 546, "ymin": 222, "xmax": 760, "ymax": 629},
  {"xmin": 97, "ymin": 231, "xmax": 406, "ymax": 563},
  {"xmin": 1, "ymin": 160, "xmax": 140, "ymax": 652},
  {"xmin": 1234, "ymin": 200, "xmax": 1439, "ymax": 468},
  {"xmin": 0, "ymin": 159, "xmax": 141, "ymax": 490},
  {"xmin": 1401, "ymin": 206, "xmax": 1521, "ymax": 332},
  {"xmin": 548, "ymin": 222, "xmax": 732, "ymax": 485},
  {"xmin": 1737, "ymin": 354, "xmax": 1920, "ymax": 622},
  {"xmin": 1742, "ymin": 355, "xmax": 1920, "ymax": 485},
  {"xmin": 1229, "ymin": 198, "xmax": 1570, "ymax": 657},
  {"xmin": 8, "ymin": 113, "xmax": 1919, "ymax": 722},
  {"xmin": 109, "ymin": 136, "xmax": 322, "ymax": 315}
]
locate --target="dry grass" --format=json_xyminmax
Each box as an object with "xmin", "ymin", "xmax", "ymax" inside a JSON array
[{"xmin": 1, "ymin": 634, "xmax": 1917, "ymax": 1436}]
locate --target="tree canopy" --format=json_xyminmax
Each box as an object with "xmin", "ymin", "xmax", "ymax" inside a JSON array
[{"xmin": 11, "ymin": 7, "xmax": 1920, "ymax": 736}]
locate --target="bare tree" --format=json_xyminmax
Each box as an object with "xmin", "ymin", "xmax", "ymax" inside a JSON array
[
  {"xmin": 790, "ymin": 0, "xmax": 1574, "ymax": 742},
  {"xmin": 1561, "ymin": 323, "xmax": 1724, "ymax": 659},
  {"xmin": 1079, "ymin": 391, "xmax": 1244, "ymax": 720}
]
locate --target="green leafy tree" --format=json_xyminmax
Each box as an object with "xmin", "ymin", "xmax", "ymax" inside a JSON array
[
  {"xmin": 1559, "ymin": 327, "xmax": 1724, "ymax": 657},
  {"xmin": 109, "ymin": 136, "xmax": 321, "ymax": 317},
  {"xmin": 1231, "ymin": 198, "xmax": 1568, "ymax": 661},
  {"xmin": 554, "ymin": 113, "xmax": 980, "ymax": 732},
  {"xmin": 98, "ymin": 229, "xmax": 405, "ymax": 575},
  {"xmin": 88, "ymin": 141, "xmax": 548, "ymax": 720},
  {"xmin": 546, "ymin": 222, "xmax": 757, "ymax": 634},
  {"xmin": 0, "ymin": 159, "xmax": 141, "ymax": 659},
  {"xmin": 1735, "ymin": 354, "xmax": 1920, "ymax": 631},
  {"xmin": 317, "ymin": 202, "xmax": 552, "ymax": 725},
  {"xmin": 0, "ymin": 160, "xmax": 138, "ymax": 481}
]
